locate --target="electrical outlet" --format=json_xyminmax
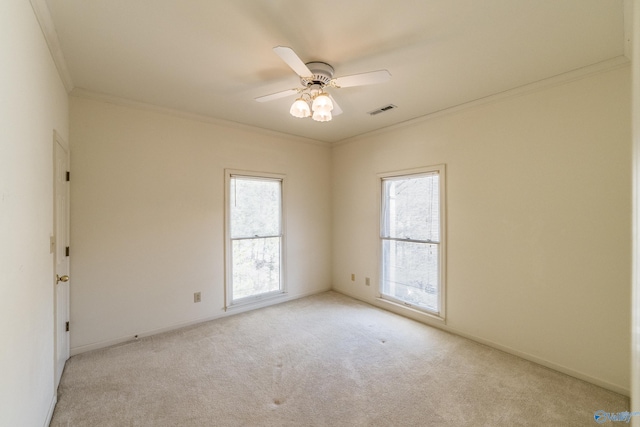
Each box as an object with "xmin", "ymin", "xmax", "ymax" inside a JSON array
[
  {"xmin": 351, "ymin": 273, "xmax": 355, "ymax": 281},
  {"xmin": 194, "ymin": 292, "xmax": 201, "ymax": 303},
  {"xmin": 365, "ymin": 277, "xmax": 370, "ymax": 286}
]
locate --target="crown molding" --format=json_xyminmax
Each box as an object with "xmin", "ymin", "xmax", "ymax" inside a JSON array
[
  {"xmin": 334, "ymin": 55, "xmax": 631, "ymax": 147},
  {"xmin": 29, "ymin": 0, "xmax": 74, "ymax": 93},
  {"xmin": 70, "ymin": 88, "xmax": 330, "ymax": 147}
]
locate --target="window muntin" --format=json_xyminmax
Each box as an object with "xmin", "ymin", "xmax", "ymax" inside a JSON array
[
  {"xmin": 380, "ymin": 167, "xmax": 445, "ymax": 317},
  {"xmin": 227, "ymin": 173, "xmax": 285, "ymax": 305}
]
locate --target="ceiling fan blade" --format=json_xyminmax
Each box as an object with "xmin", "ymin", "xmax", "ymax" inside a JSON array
[
  {"xmin": 273, "ymin": 46, "xmax": 313, "ymax": 78},
  {"xmin": 332, "ymin": 70, "xmax": 391, "ymax": 88},
  {"xmin": 328, "ymin": 94, "xmax": 343, "ymax": 116},
  {"xmin": 255, "ymin": 88, "xmax": 299, "ymax": 103}
]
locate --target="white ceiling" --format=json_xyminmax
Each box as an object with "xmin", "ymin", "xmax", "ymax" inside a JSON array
[{"xmin": 43, "ymin": 0, "xmax": 628, "ymax": 144}]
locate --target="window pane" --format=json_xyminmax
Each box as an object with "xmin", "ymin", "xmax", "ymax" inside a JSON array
[
  {"xmin": 382, "ymin": 240, "xmax": 439, "ymax": 311},
  {"xmin": 382, "ymin": 174, "xmax": 439, "ymax": 242},
  {"xmin": 230, "ymin": 177, "xmax": 281, "ymax": 238},
  {"xmin": 232, "ymin": 237, "xmax": 281, "ymax": 300}
]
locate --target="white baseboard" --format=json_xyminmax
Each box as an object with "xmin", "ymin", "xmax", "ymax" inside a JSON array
[
  {"xmin": 443, "ymin": 324, "xmax": 630, "ymax": 397},
  {"xmin": 44, "ymin": 394, "xmax": 56, "ymax": 427},
  {"xmin": 334, "ymin": 288, "xmax": 630, "ymax": 397},
  {"xmin": 70, "ymin": 287, "xmax": 330, "ymax": 356},
  {"xmin": 69, "ymin": 285, "xmax": 628, "ymax": 396}
]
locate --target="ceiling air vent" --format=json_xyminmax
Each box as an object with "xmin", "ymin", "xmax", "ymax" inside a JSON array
[{"xmin": 368, "ymin": 104, "xmax": 397, "ymax": 116}]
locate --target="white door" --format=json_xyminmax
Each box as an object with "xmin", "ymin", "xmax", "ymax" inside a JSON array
[{"xmin": 54, "ymin": 133, "xmax": 70, "ymax": 388}]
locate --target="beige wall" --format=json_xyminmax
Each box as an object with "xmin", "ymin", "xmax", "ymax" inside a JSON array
[
  {"xmin": 332, "ymin": 66, "xmax": 631, "ymax": 394},
  {"xmin": 631, "ymin": 0, "xmax": 640, "ymax": 420},
  {"xmin": 0, "ymin": 1, "xmax": 69, "ymax": 426},
  {"xmin": 69, "ymin": 96, "xmax": 332, "ymax": 353}
]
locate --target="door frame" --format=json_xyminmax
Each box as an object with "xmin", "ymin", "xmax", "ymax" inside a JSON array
[{"xmin": 53, "ymin": 130, "xmax": 70, "ymax": 389}]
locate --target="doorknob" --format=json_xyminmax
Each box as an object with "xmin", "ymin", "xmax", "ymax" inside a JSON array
[{"xmin": 56, "ymin": 274, "xmax": 69, "ymax": 283}]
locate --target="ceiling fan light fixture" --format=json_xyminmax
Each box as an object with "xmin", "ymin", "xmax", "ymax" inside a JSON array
[
  {"xmin": 312, "ymin": 109, "xmax": 332, "ymax": 122},
  {"xmin": 312, "ymin": 93, "xmax": 333, "ymax": 112},
  {"xmin": 290, "ymin": 98, "xmax": 311, "ymax": 118},
  {"xmin": 259, "ymin": 47, "xmax": 391, "ymax": 123}
]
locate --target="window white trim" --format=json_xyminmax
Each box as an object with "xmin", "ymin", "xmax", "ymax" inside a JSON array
[
  {"xmin": 378, "ymin": 165, "xmax": 447, "ymax": 321},
  {"xmin": 224, "ymin": 169, "xmax": 287, "ymax": 310}
]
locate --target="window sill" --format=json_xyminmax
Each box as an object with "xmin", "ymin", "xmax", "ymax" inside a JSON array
[
  {"xmin": 226, "ymin": 291, "xmax": 287, "ymax": 312},
  {"xmin": 375, "ymin": 296, "xmax": 446, "ymax": 324}
]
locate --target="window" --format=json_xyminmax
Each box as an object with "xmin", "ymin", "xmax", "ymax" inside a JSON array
[
  {"xmin": 380, "ymin": 165, "xmax": 446, "ymax": 318},
  {"xmin": 225, "ymin": 171, "xmax": 285, "ymax": 306}
]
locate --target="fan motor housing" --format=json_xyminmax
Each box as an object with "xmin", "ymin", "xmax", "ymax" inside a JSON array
[{"xmin": 300, "ymin": 62, "xmax": 334, "ymax": 87}]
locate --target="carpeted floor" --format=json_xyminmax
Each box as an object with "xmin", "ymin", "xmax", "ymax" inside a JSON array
[{"xmin": 51, "ymin": 291, "xmax": 629, "ymax": 426}]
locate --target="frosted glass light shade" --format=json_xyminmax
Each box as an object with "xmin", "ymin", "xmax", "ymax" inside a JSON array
[
  {"xmin": 312, "ymin": 109, "xmax": 332, "ymax": 122},
  {"xmin": 312, "ymin": 93, "xmax": 333, "ymax": 112},
  {"xmin": 290, "ymin": 98, "xmax": 311, "ymax": 118}
]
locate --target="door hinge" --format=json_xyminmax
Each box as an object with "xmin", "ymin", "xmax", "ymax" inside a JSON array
[
  {"xmin": 65, "ymin": 321, "xmax": 70, "ymax": 332},
  {"xmin": 65, "ymin": 246, "xmax": 70, "ymax": 257},
  {"xmin": 66, "ymin": 171, "xmax": 70, "ymax": 181}
]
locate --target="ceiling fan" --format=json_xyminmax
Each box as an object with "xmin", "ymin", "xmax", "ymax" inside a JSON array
[{"xmin": 255, "ymin": 46, "xmax": 391, "ymax": 122}]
